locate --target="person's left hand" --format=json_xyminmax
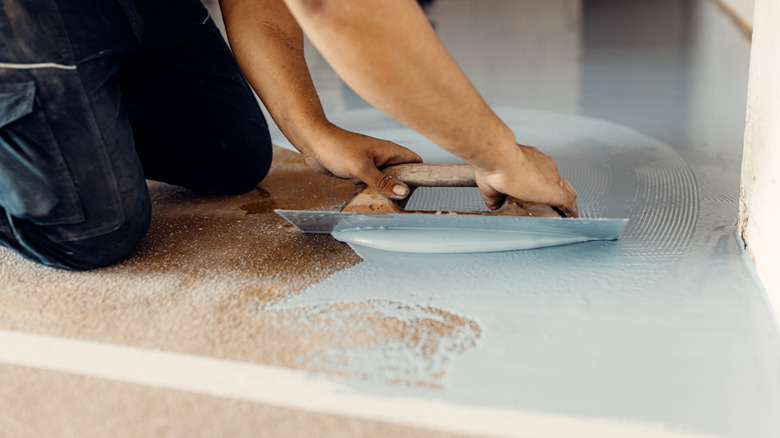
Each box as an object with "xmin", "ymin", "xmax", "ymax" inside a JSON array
[{"xmin": 474, "ymin": 143, "xmax": 579, "ymax": 217}]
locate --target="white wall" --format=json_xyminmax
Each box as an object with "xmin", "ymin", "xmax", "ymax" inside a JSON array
[
  {"xmin": 739, "ymin": 0, "xmax": 780, "ymax": 318},
  {"xmin": 719, "ymin": 0, "xmax": 755, "ymax": 29}
]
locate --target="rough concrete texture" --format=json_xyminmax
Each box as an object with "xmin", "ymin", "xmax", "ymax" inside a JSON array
[
  {"xmin": 3, "ymin": 1, "xmax": 778, "ymax": 437},
  {"xmin": 0, "ymin": 364, "xmax": 468, "ymax": 438}
]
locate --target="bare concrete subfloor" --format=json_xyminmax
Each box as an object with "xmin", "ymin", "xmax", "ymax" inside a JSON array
[
  {"xmin": 3, "ymin": 1, "xmax": 780, "ymax": 437},
  {"xmin": 0, "ymin": 147, "xmax": 476, "ymax": 436},
  {"xmin": 0, "ymin": 363, "xmax": 467, "ymax": 438}
]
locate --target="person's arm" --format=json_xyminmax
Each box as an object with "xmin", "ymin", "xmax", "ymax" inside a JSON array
[
  {"xmin": 219, "ymin": 0, "xmax": 422, "ymax": 199},
  {"xmin": 283, "ymin": 0, "xmax": 578, "ymax": 216}
]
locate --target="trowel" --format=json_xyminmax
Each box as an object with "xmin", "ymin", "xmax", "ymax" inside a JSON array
[{"xmin": 275, "ymin": 163, "xmax": 628, "ymax": 253}]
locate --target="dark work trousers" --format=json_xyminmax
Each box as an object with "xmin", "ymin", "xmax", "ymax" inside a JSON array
[{"xmin": 0, "ymin": 0, "xmax": 273, "ymax": 270}]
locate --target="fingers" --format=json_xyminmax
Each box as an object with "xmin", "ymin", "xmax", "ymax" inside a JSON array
[
  {"xmin": 552, "ymin": 178, "xmax": 579, "ymax": 218},
  {"xmin": 555, "ymin": 195, "xmax": 579, "ymax": 218},
  {"xmin": 475, "ymin": 160, "xmax": 580, "ymax": 216},
  {"xmin": 562, "ymin": 205, "xmax": 579, "ymax": 218},
  {"xmin": 562, "ymin": 179, "xmax": 579, "ymax": 218},
  {"xmin": 480, "ymin": 190, "xmax": 506, "ymax": 211},
  {"xmin": 517, "ymin": 144, "xmax": 580, "ymax": 217},
  {"xmin": 475, "ymin": 172, "xmax": 506, "ymax": 211},
  {"xmin": 360, "ymin": 166, "xmax": 412, "ymax": 200},
  {"xmin": 358, "ymin": 139, "xmax": 421, "ymax": 199}
]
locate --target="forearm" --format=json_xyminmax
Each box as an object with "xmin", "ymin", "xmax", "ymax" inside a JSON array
[
  {"xmin": 219, "ymin": 0, "xmax": 576, "ymax": 214},
  {"xmin": 219, "ymin": 0, "xmax": 330, "ymax": 158},
  {"xmin": 282, "ymin": 0, "xmax": 519, "ymax": 171}
]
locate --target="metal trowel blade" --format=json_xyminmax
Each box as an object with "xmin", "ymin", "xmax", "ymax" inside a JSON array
[{"xmin": 275, "ymin": 209, "xmax": 628, "ymax": 242}]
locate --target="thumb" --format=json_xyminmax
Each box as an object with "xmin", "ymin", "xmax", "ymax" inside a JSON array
[
  {"xmin": 360, "ymin": 166, "xmax": 411, "ymax": 200},
  {"xmin": 479, "ymin": 187, "xmax": 506, "ymax": 211},
  {"xmin": 475, "ymin": 173, "xmax": 506, "ymax": 211}
]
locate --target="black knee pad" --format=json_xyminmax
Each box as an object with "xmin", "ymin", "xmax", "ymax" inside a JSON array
[
  {"xmin": 53, "ymin": 214, "xmax": 152, "ymax": 271},
  {"xmin": 188, "ymin": 133, "xmax": 274, "ymax": 195},
  {"xmin": 220, "ymin": 138, "xmax": 273, "ymax": 194},
  {"xmin": 2, "ymin": 197, "xmax": 152, "ymax": 271}
]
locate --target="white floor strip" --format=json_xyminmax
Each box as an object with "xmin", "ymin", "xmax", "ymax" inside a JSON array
[
  {"xmin": 0, "ymin": 62, "xmax": 77, "ymax": 70},
  {"xmin": 0, "ymin": 329, "xmax": 720, "ymax": 438}
]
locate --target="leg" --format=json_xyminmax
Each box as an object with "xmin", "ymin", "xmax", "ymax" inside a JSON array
[
  {"xmin": 0, "ymin": 0, "xmax": 150, "ymax": 270},
  {"xmin": 119, "ymin": 2, "xmax": 273, "ymax": 194}
]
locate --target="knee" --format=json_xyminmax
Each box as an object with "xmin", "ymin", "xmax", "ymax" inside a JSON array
[
  {"xmin": 203, "ymin": 133, "xmax": 274, "ymax": 195},
  {"xmin": 56, "ymin": 215, "xmax": 151, "ymax": 270},
  {"xmin": 11, "ymin": 200, "xmax": 152, "ymax": 271},
  {"xmin": 225, "ymin": 143, "xmax": 273, "ymax": 193}
]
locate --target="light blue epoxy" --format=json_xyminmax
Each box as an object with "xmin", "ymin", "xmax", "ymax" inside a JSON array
[
  {"xmin": 261, "ymin": 1, "xmax": 780, "ymax": 437},
  {"xmin": 267, "ymin": 107, "xmax": 780, "ymax": 438},
  {"xmin": 332, "ymin": 228, "xmax": 592, "ymax": 253}
]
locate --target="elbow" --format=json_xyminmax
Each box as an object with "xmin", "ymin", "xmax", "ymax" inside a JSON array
[
  {"xmin": 286, "ymin": 0, "xmax": 348, "ymax": 23},
  {"xmin": 290, "ymin": 0, "xmax": 331, "ymax": 14}
]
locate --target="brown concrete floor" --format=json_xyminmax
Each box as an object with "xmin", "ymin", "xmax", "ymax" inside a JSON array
[
  {"xmin": 0, "ymin": 147, "xmax": 480, "ymax": 436},
  {"xmin": 0, "ymin": 364, "xmax": 469, "ymax": 438}
]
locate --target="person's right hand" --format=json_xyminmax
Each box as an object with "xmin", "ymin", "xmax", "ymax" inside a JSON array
[
  {"xmin": 301, "ymin": 124, "xmax": 423, "ymax": 199},
  {"xmin": 474, "ymin": 144, "xmax": 579, "ymax": 217}
]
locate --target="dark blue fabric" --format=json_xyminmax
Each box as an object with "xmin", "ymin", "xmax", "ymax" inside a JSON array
[
  {"xmin": 0, "ymin": 82, "xmax": 34, "ymax": 127},
  {"xmin": 0, "ymin": 0, "xmax": 273, "ymax": 270}
]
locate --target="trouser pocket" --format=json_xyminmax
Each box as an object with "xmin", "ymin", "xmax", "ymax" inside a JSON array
[{"xmin": 0, "ymin": 81, "xmax": 85, "ymax": 225}]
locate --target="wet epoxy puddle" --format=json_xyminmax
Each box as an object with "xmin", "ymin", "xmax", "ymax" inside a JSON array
[
  {"xmin": 239, "ymin": 187, "xmax": 277, "ymax": 215},
  {"xmin": 265, "ymin": 107, "xmax": 780, "ymax": 437}
]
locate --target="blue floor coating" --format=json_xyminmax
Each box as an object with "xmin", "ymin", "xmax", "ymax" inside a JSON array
[
  {"xmin": 265, "ymin": 1, "xmax": 780, "ymax": 437},
  {"xmin": 405, "ymin": 187, "xmax": 489, "ymax": 212}
]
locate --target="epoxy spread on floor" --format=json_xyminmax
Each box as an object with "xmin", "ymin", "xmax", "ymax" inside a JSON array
[
  {"xmin": 0, "ymin": 1, "xmax": 777, "ymax": 437},
  {"xmin": 260, "ymin": 0, "xmax": 780, "ymax": 435},
  {"xmin": 267, "ymin": 107, "xmax": 780, "ymax": 437}
]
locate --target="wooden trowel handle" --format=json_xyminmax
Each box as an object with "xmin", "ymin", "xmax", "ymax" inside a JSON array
[
  {"xmin": 349, "ymin": 163, "xmax": 566, "ymax": 217},
  {"xmin": 383, "ymin": 163, "xmax": 476, "ymax": 187}
]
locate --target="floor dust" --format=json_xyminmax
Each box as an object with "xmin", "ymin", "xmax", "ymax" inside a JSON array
[
  {"xmin": 135, "ymin": 146, "xmax": 361, "ymax": 299},
  {"xmin": 3, "ymin": 1, "xmax": 779, "ymax": 437},
  {"xmin": 0, "ymin": 363, "xmax": 470, "ymax": 438},
  {"xmin": 262, "ymin": 300, "xmax": 481, "ymax": 388},
  {"xmin": 0, "ymin": 146, "xmax": 479, "ymax": 389}
]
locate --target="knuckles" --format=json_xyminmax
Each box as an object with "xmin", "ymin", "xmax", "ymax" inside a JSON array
[{"xmin": 374, "ymin": 173, "xmax": 394, "ymax": 191}]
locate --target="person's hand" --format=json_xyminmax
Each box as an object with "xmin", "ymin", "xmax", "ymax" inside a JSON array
[
  {"xmin": 474, "ymin": 144, "xmax": 579, "ymax": 217},
  {"xmin": 301, "ymin": 125, "xmax": 423, "ymax": 199}
]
